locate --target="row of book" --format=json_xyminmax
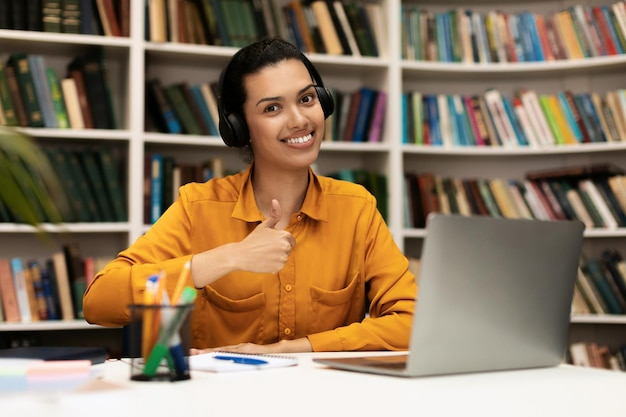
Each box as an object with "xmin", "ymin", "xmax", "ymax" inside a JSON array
[
  {"xmin": 0, "ymin": 0, "xmax": 129, "ymax": 37},
  {"xmin": 401, "ymin": 2, "xmax": 626, "ymax": 63},
  {"xmin": 145, "ymin": 78, "xmax": 219, "ymax": 136},
  {"xmin": 145, "ymin": 154, "xmax": 227, "ymax": 224},
  {"xmin": 145, "ymin": 158, "xmax": 389, "ymax": 224},
  {"xmin": 574, "ymin": 249, "xmax": 626, "ymax": 316},
  {"xmin": 145, "ymin": 0, "xmax": 383, "ymax": 57},
  {"xmin": 568, "ymin": 342, "xmax": 626, "ymax": 371},
  {"xmin": 327, "ymin": 168, "xmax": 388, "ymax": 221},
  {"xmin": 325, "ymin": 87, "xmax": 386, "ymax": 143},
  {"xmin": 146, "ymin": 76, "xmax": 388, "ymax": 143},
  {"xmin": 0, "ymin": 49, "xmax": 117, "ymax": 130},
  {"xmin": 403, "ymin": 88, "xmax": 626, "ymax": 147},
  {"xmin": 0, "ymin": 145, "xmax": 127, "ymax": 224},
  {"xmin": 403, "ymin": 163, "xmax": 626, "ymax": 230},
  {"xmin": 0, "ymin": 243, "xmax": 113, "ymax": 323}
]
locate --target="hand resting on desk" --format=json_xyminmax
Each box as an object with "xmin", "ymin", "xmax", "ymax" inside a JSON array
[{"xmin": 190, "ymin": 338, "xmax": 313, "ymax": 355}]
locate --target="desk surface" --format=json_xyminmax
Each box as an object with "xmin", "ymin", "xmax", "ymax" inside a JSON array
[{"xmin": 2, "ymin": 351, "xmax": 626, "ymax": 417}]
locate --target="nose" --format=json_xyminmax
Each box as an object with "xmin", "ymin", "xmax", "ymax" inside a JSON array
[{"xmin": 286, "ymin": 104, "xmax": 308, "ymax": 129}]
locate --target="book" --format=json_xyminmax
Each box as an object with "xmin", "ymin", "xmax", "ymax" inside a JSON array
[
  {"xmin": 10, "ymin": 257, "xmax": 32, "ymax": 322},
  {"xmin": 582, "ymin": 258, "xmax": 625, "ymax": 314},
  {"xmin": 0, "ymin": 60, "xmax": 19, "ymax": 126},
  {"xmin": 51, "ymin": 251, "xmax": 75, "ymax": 321},
  {"xmin": 63, "ymin": 243, "xmax": 86, "ymax": 319},
  {"xmin": 68, "ymin": 49, "xmax": 116, "ymax": 130},
  {"xmin": 26, "ymin": 259, "xmax": 49, "ymax": 321},
  {"xmin": 310, "ymin": 0, "xmax": 343, "ymax": 55},
  {"xmin": 0, "ymin": 258, "xmax": 21, "ymax": 322},
  {"xmin": 150, "ymin": 153, "xmax": 164, "ymax": 223},
  {"xmin": 579, "ymin": 179, "xmax": 619, "ymax": 228},
  {"xmin": 163, "ymin": 83, "xmax": 203, "ymax": 135},
  {"xmin": 332, "ymin": 1, "xmax": 360, "ymax": 57},
  {"xmin": 45, "ymin": 67, "xmax": 70, "ymax": 129},
  {"xmin": 66, "ymin": 64, "xmax": 94, "ymax": 129},
  {"xmin": 94, "ymin": 146, "xmax": 127, "ymax": 222},
  {"xmin": 96, "ymin": 0, "xmax": 122, "ymax": 37},
  {"xmin": 61, "ymin": 0, "xmax": 81, "ymax": 33},
  {"xmin": 20, "ymin": 258, "xmax": 40, "ymax": 321},
  {"xmin": 576, "ymin": 265, "xmax": 608, "ymax": 314},
  {"xmin": 367, "ymin": 90, "xmax": 387, "ymax": 142},
  {"xmin": 60, "ymin": 77, "xmax": 85, "ymax": 129},
  {"xmin": 199, "ymin": 82, "xmax": 220, "ymax": 134},
  {"xmin": 7, "ymin": 53, "xmax": 45, "ymax": 127},
  {"xmin": 44, "ymin": 147, "xmax": 86, "ymax": 222},
  {"xmin": 76, "ymin": 149, "xmax": 116, "ymax": 222},
  {"xmin": 27, "ymin": 55, "xmax": 57, "ymax": 128},
  {"xmin": 145, "ymin": 78, "xmax": 182, "ymax": 134},
  {"xmin": 189, "ymin": 351, "xmax": 298, "ymax": 372},
  {"xmin": 351, "ymin": 87, "xmax": 377, "ymax": 142},
  {"xmin": 601, "ymin": 249, "xmax": 626, "ymax": 302}
]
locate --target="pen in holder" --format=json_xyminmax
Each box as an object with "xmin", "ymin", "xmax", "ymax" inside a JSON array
[{"xmin": 127, "ymin": 297, "xmax": 195, "ymax": 382}]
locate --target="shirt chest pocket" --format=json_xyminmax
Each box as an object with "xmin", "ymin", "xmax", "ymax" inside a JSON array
[
  {"xmin": 198, "ymin": 285, "xmax": 267, "ymax": 345},
  {"xmin": 308, "ymin": 271, "xmax": 365, "ymax": 333}
]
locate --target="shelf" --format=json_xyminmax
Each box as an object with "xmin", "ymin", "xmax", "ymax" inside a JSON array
[
  {"xmin": 402, "ymin": 142, "xmax": 626, "ymax": 156},
  {"xmin": 0, "ymin": 223, "xmax": 131, "ymax": 234},
  {"xmin": 402, "ymin": 54, "xmax": 626, "ymax": 78},
  {"xmin": 0, "ymin": 320, "xmax": 117, "ymax": 331},
  {"xmin": 570, "ymin": 315, "xmax": 626, "ymax": 325},
  {"xmin": 402, "ymin": 227, "xmax": 626, "ymax": 239}
]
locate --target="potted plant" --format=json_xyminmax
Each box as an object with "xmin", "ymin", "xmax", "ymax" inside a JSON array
[{"xmin": 0, "ymin": 126, "xmax": 64, "ymax": 227}]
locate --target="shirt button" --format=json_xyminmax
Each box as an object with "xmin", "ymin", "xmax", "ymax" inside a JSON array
[
  {"xmin": 284, "ymin": 284, "xmax": 292, "ymax": 291},
  {"xmin": 297, "ymin": 215, "xmax": 302, "ymax": 220},
  {"xmin": 284, "ymin": 328, "xmax": 292, "ymax": 335}
]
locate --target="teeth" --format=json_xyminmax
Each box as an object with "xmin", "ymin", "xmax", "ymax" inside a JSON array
[{"xmin": 286, "ymin": 133, "xmax": 312, "ymax": 144}]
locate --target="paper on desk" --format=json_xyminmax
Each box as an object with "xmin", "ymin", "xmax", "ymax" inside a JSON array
[
  {"xmin": 0, "ymin": 358, "xmax": 98, "ymax": 394},
  {"xmin": 189, "ymin": 352, "xmax": 298, "ymax": 372}
]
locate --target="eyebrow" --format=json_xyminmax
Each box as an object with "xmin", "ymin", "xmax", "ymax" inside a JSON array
[{"xmin": 255, "ymin": 83, "xmax": 316, "ymax": 106}]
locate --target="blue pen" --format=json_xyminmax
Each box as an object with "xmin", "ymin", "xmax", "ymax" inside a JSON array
[
  {"xmin": 143, "ymin": 287, "xmax": 196, "ymax": 377},
  {"xmin": 214, "ymin": 355, "xmax": 268, "ymax": 365}
]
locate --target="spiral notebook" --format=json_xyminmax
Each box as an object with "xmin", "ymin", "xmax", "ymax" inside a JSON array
[{"xmin": 189, "ymin": 351, "xmax": 298, "ymax": 372}]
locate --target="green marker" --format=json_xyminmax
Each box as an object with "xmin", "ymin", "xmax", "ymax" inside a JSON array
[{"xmin": 143, "ymin": 287, "xmax": 196, "ymax": 377}]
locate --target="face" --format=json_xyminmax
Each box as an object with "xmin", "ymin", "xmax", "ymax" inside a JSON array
[{"xmin": 242, "ymin": 59, "xmax": 326, "ymax": 172}]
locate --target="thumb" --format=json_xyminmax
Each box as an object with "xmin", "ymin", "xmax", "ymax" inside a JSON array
[{"xmin": 263, "ymin": 199, "xmax": 282, "ymax": 229}]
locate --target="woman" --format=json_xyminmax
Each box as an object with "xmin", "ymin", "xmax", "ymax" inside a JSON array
[{"xmin": 83, "ymin": 38, "xmax": 416, "ymax": 353}]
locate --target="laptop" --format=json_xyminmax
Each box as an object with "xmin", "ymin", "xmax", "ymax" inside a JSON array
[{"xmin": 313, "ymin": 214, "xmax": 585, "ymax": 377}]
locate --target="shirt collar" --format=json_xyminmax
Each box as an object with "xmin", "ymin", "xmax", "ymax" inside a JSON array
[{"xmin": 231, "ymin": 164, "xmax": 328, "ymax": 223}]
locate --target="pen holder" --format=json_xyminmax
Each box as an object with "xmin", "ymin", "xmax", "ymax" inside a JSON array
[{"xmin": 127, "ymin": 303, "xmax": 194, "ymax": 382}]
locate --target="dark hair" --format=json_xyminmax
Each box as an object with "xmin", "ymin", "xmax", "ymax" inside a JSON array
[{"xmin": 218, "ymin": 37, "xmax": 306, "ymax": 120}]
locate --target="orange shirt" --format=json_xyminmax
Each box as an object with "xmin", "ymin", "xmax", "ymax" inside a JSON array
[{"xmin": 83, "ymin": 165, "xmax": 416, "ymax": 351}]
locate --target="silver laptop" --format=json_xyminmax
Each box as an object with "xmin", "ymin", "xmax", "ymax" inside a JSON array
[{"xmin": 314, "ymin": 214, "xmax": 585, "ymax": 377}]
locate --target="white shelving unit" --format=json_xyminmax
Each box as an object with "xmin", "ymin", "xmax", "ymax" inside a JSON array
[
  {"xmin": 400, "ymin": 0, "xmax": 626, "ymax": 353},
  {"xmin": 1, "ymin": 0, "xmax": 625, "ymax": 355}
]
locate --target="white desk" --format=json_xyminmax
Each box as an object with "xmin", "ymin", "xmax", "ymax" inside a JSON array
[{"xmin": 1, "ymin": 352, "xmax": 626, "ymax": 417}]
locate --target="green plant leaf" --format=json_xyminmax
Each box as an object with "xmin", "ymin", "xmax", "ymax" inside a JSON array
[{"xmin": 0, "ymin": 127, "xmax": 64, "ymax": 228}]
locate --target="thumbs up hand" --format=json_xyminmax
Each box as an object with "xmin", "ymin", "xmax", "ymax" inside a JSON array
[{"xmin": 237, "ymin": 199, "xmax": 296, "ymax": 273}]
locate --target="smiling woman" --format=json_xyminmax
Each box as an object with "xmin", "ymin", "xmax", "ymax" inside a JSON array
[
  {"xmin": 0, "ymin": 127, "xmax": 64, "ymax": 227},
  {"xmin": 83, "ymin": 38, "xmax": 416, "ymax": 356}
]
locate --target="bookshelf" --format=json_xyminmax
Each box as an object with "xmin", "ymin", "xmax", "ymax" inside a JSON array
[
  {"xmin": 0, "ymin": 0, "xmax": 625, "ymax": 367},
  {"xmin": 400, "ymin": 0, "xmax": 626, "ymax": 369}
]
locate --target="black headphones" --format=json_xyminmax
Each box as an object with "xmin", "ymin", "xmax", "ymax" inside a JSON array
[{"xmin": 217, "ymin": 52, "xmax": 335, "ymax": 148}]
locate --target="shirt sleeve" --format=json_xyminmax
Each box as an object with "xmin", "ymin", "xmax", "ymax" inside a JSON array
[{"xmin": 82, "ymin": 192, "xmax": 194, "ymax": 327}]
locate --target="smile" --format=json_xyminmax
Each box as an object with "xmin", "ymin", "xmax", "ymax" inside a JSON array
[{"xmin": 285, "ymin": 133, "xmax": 313, "ymax": 144}]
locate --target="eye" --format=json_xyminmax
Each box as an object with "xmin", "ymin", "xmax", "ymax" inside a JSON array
[
  {"xmin": 264, "ymin": 104, "xmax": 280, "ymax": 113},
  {"xmin": 301, "ymin": 93, "xmax": 315, "ymax": 104}
]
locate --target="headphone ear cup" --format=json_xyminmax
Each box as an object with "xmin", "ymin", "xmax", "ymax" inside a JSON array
[
  {"xmin": 315, "ymin": 86, "xmax": 334, "ymax": 119},
  {"xmin": 219, "ymin": 112, "xmax": 250, "ymax": 148}
]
